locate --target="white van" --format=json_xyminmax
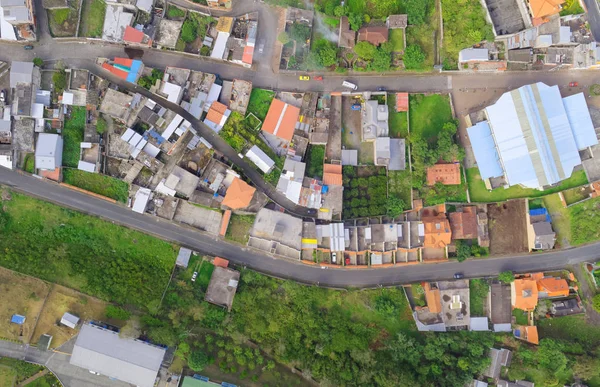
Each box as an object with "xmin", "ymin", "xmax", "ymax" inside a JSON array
[{"xmin": 342, "ymin": 80, "xmax": 358, "ymax": 90}]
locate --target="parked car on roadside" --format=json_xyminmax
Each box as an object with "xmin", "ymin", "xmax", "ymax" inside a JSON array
[
  {"xmin": 24, "ymin": 45, "xmax": 33, "ymax": 50},
  {"xmin": 569, "ymin": 82, "xmax": 579, "ymax": 87},
  {"xmin": 454, "ymin": 273, "xmax": 464, "ymax": 279}
]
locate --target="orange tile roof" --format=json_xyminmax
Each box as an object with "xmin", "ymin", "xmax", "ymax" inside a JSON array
[
  {"xmin": 525, "ymin": 325, "xmax": 539, "ymax": 345},
  {"xmin": 262, "ymin": 99, "xmax": 300, "ymax": 142},
  {"xmin": 423, "ymin": 283, "xmax": 441, "ymax": 313},
  {"xmin": 531, "ymin": 272, "xmax": 544, "ymax": 281},
  {"xmin": 511, "ymin": 278, "xmax": 539, "ymax": 311},
  {"xmin": 395, "ymin": 92, "xmax": 409, "ymax": 112},
  {"xmin": 114, "ymin": 57, "xmax": 133, "ymax": 67},
  {"xmin": 322, "ymin": 164, "xmax": 342, "ymax": 186},
  {"xmin": 426, "ymin": 163, "xmax": 461, "ymax": 185},
  {"xmin": 206, "ymin": 101, "xmax": 228, "ymax": 125},
  {"xmin": 213, "ymin": 257, "xmax": 229, "ymax": 268},
  {"xmin": 423, "ymin": 218, "xmax": 452, "ymax": 248},
  {"xmin": 222, "ymin": 177, "xmax": 256, "ymax": 209},
  {"xmin": 242, "ymin": 45, "xmax": 254, "ymax": 65},
  {"xmin": 124, "ymin": 26, "xmax": 145, "ymax": 43},
  {"xmin": 537, "ymin": 277, "xmax": 569, "ymax": 297},
  {"xmin": 219, "ymin": 209, "xmax": 231, "ymax": 236},
  {"xmin": 101, "ymin": 63, "xmax": 128, "ymax": 80},
  {"xmin": 357, "ymin": 26, "xmax": 389, "ymax": 46},
  {"xmin": 529, "ymin": 0, "xmax": 564, "ymax": 19},
  {"xmin": 449, "ymin": 206, "xmax": 478, "ymax": 240}
]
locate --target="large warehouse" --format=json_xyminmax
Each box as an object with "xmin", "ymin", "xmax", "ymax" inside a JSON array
[
  {"xmin": 70, "ymin": 323, "xmax": 166, "ymax": 387},
  {"xmin": 467, "ymin": 83, "xmax": 598, "ymax": 190}
]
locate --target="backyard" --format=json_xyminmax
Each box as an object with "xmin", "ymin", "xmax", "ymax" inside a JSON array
[
  {"xmin": 569, "ymin": 196, "xmax": 600, "ymax": 245},
  {"xmin": 387, "ymin": 94, "xmax": 408, "ymax": 138},
  {"xmin": 543, "ymin": 194, "xmax": 571, "ymax": 247},
  {"xmin": 388, "ymin": 170, "xmax": 412, "ymax": 207},
  {"xmin": 440, "ymin": 0, "xmax": 494, "ymax": 69},
  {"xmin": 405, "ymin": 0, "xmax": 438, "ymax": 71},
  {"xmin": 47, "ymin": 1, "xmax": 80, "ymax": 37},
  {"xmin": 469, "ymin": 279, "xmax": 489, "ymax": 317},
  {"xmin": 62, "ymin": 107, "xmax": 86, "ymax": 168},
  {"xmin": 466, "ymin": 168, "xmax": 588, "ymax": 202},
  {"xmin": 78, "ymin": 0, "xmax": 106, "ymax": 38},
  {"xmin": 512, "ymin": 308, "xmax": 528, "ymax": 325},
  {"xmin": 62, "ymin": 169, "xmax": 129, "ymax": 203},
  {"xmin": 305, "ymin": 145, "xmax": 325, "ymax": 179},
  {"xmin": 389, "ymin": 29, "xmax": 405, "ymax": 53},
  {"xmin": 342, "ymin": 166, "xmax": 388, "ymax": 219},
  {"xmin": 0, "ymin": 188, "xmax": 178, "ymax": 306},
  {"xmin": 246, "ymin": 88, "xmax": 275, "ymax": 123}
]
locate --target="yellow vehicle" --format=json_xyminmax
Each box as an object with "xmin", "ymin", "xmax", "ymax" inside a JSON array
[{"xmin": 299, "ymin": 75, "xmax": 310, "ymax": 81}]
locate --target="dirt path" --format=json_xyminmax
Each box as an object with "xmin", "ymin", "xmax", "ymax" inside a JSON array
[
  {"xmin": 16, "ymin": 369, "xmax": 48, "ymax": 387},
  {"xmin": 573, "ymin": 264, "xmax": 600, "ymax": 325}
]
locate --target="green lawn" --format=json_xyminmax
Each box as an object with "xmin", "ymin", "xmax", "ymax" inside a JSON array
[
  {"xmin": 469, "ymin": 279, "xmax": 488, "ymax": 317},
  {"xmin": 389, "ymin": 28, "xmax": 405, "ymax": 52},
  {"xmin": 225, "ymin": 214, "xmax": 255, "ymax": 245},
  {"xmin": 0, "ymin": 365, "xmax": 16, "ymax": 387},
  {"xmin": 62, "ymin": 107, "xmax": 86, "ymax": 168},
  {"xmin": 62, "ymin": 169, "xmax": 129, "ymax": 203},
  {"xmin": 197, "ymin": 261, "xmax": 215, "ymax": 292},
  {"xmin": 167, "ymin": 5, "xmax": 186, "ymax": 19},
  {"xmin": 24, "ymin": 373, "xmax": 61, "ymax": 387},
  {"xmin": 0, "ymin": 189, "xmax": 177, "ymax": 306},
  {"xmin": 247, "ymin": 89, "xmax": 275, "ymax": 121},
  {"xmin": 409, "ymin": 94, "xmax": 453, "ymax": 140},
  {"xmin": 387, "ymin": 94, "xmax": 408, "ymax": 138},
  {"xmin": 388, "ymin": 170, "xmax": 412, "ymax": 206},
  {"xmin": 466, "ymin": 168, "xmax": 588, "ymax": 202},
  {"xmin": 23, "ymin": 153, "xmax": 34, "ymax": 173},
  {"xmin": 79, "ymin": 0, "xmax": 106, "ymax": 37},
  {"xmin": 560, "ymin": 0, "xmax": 584, "ymax": 15},
  {"xmin": 512, "ymin": 308, "xmax": 528, "ymax": 325},
  {"xmin": 0, "ymin": 358, "xmax": 42, "ymax": 384},
  {"xmin": 305, "ymin": 145, "xmax": 325, "ymax": 179},
  {"xmin": 562, "ymin": 185, "xmax": 590, "ymax": 205}
]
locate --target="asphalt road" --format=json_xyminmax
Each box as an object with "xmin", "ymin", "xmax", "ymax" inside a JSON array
[{"xmin": 2, "ymin": 167, "xmax": 599, "ymax": 287}]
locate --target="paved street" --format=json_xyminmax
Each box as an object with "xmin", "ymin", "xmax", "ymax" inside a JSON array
[{"xmin": 2, "ymin": 167, "xmax": 600, "ymax": 287}]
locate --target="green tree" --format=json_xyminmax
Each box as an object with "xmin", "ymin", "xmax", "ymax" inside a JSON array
[
  {"xmin": 371, "ymin": 44, "xmax": 392, "ymax": 72},
  {"xmin": 175, "ymin": 342, "xmax": 190, "ymax": 358},
  {"xmin": 405, "ymin": 0, "xmax": 431, "ymax": 25},
  {"xmin": 592, "ymin": 294, "xmax": 600, "ymax": 313},
  {"xmin": 348, "ymin": 12, "xmax": 363, "ymax": 31},
  {"xmin": 312, "ymin": 39, "xmax": 338, "ymax": 67},
  {"xmin": 354, "ymin": 41, "xmax": 377, "ymax": 61},
  {"xmin": 403, "ymin": 45, "xmax": 426, "ymax": 70},
  {"xmin": 105, "ymin": 305, "xmax": 131, "ymax": 320},
  {"xmin": 498, "ymin": 271, "xmax": 515, "ymax": 284},
  {"xmin": 289, "ymin": 23, "xmax": 311, "ymax": 43},
  {"xmin": 456, "ymin": 241, "xmax": 471, "ymax": 262},
  {"xmin": 386, "ymin": 196, "xmax": 405, "ymax": 217},
  {"xmin": 33, "ymin": 58, "xmax": 43, "ymax": 67},
  {"xmin": 188, "ymin": 350, "xmax": 213, "ymax": 372},
  {"xmin": 181, "ymin": 19, "xmax": 198, "ymax": 43},
  {"xmin": 278, "ymin": 31, "xmax": 290, "ymax": 44},
  {"xmin": 334, "ymin": 5, "xmax": 347, "ymax": 17},
  {"xmin": 52, "ymin": 70, "xmax": 67, "ymax": 93}
]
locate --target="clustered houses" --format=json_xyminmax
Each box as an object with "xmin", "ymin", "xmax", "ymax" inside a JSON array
[
  {"xmin": 461, "ymin": 0, "xmax": 600, "ymax": 70},
  {"xmin": 0, "ymin": 0, "xmax": 35, "ymax": 41}
]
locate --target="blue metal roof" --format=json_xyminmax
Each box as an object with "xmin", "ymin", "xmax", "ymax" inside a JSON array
[
  {"xmin": 11, "ymin": 314, "xmax": 25, "ymax": 324},
  {"xmin": 126, "ymin": 60, "xmax": 143, "ymax": 83},
  {"xmin": 466, "ymin": 121, "xmax": 503, "ymax": 179},
  {"xmin": 529, "ymin": 208, "xmax": 551, "ymax": 222}
]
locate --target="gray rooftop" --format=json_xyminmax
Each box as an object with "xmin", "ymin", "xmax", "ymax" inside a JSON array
[
  {"xmin": 70, "ymin": 324, "xmax": 166, "ymax": 387},
  {"xmin": 10, "ymin": 61, "xmax": 33, "ymax": 88},
  {"xmin": 205, "ymin": 266, "xmax": 240, "ymax": 311}
]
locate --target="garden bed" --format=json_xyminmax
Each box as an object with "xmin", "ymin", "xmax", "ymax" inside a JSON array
[{"xmin": 305, "ymin": 145, "xmax": 325, "ymax": 179}]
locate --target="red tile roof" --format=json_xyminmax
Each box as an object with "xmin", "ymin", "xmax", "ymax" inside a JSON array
[
  {"xmin": 101, "ymin": 63, "xmax": 128, "ymax": 80},
  {"xmin": 124, "ymin": 26, "xmax": 145, "ymax": 43},
  {"xmin": 222, "ymin": 177, "xmax": 256, "ymax": 209},
  {"xmin": 357, "ymin": 26, "xmax": 389, "ymax": 46},
  {"xmin": 242, "ymin": 45, "xmax": 254, "ymax": 65},
  {"xmin": 113, "ymin": 57, "xmax": 133, "ymax": 67},
  {"xmin": 395, "ymin": 92, "xmax": 408, "ymax": 112},
  {"xmin": 426, "ymin": 163, "xmax": 461, "ymax": 185},
  {"xmin": 322, "ymin": 164, "xmax": 343, "ymax": 186},
  {"xmin": 213, "ymin": 257, "xmax": 229, "ymax": 267},
  {"xmin": 449, "ymin": 206, "xmax": 478, "ymax": 240},
  {"xmin": 262, "ymin": 99, "xmax": 299, "ymax": 142}
]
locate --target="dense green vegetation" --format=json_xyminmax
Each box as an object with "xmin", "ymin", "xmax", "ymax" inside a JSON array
[
  {"xmin": 0, "ymin": 357, "xmax": 43, "ymax": 384},
  {"xmin": 23, "ymin": 153, "xmax": 35, "ymax": 173},
  {"xmin": 180, "ymin": 13, "xmax": 214, "ymax": 44},
  {"xmin": 62, "ymin": 106, "xmax": 86, "ymax": 168},
  {"xmin": 138, "ymin": 69, "xmax": 164, "ymax": 90},
  {"xmin": 408, "ymin": 94, "xmax": 466, "ymax": 205},
  {"xmin": 62, "ymin": 169, "xmax": 129, "ymax": 203},
  {"xmin": 0, "ymin": 190, "xmax": 177, "ymax": 306},
  {"xmin": 441, "ymin": 0, "xmax": 494, "ymax": 69},
  {"xmin": 305, "ymin": 145, "xmax": 325, "ymax": 178},
  {"xmin": 467, "ymin": 168, "xmax": 588, "ymax": 202},
  {"xmin": 52, "ymin": 70, "xmax": 67, "ymax": 96},
  {"xmin": 388, "ymin": 170, "xmax": 412, "ymax": 207},
  {"xmin": 353, "ymin": 41, "xmax": 393, "ymax": 72},
  {"xmin": 167, "ymin": 5, "xmax": 185, "ymax": 19},
  {"xmin": 469, "ymin": 279, "xmax": 488, "ymax": 316},
  {"xmin": 247, "ymin": 88, "xmax": 274, "ymax": 121},
  {"xmin": 570, "ymin": 196, "xmax": 600, "ymax": 245},
  {"xmin": 560, "ymin": 0, "xmax": 585, "ymax": 15},
  {"xmin": 342, "ymin": 166, "xmax": 388, "ymax": 218}
]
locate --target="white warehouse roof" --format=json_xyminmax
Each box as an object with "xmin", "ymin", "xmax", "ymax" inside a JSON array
[{"xmin": 245, "ymin": 145, "xmax": 275, "ymax": 173}]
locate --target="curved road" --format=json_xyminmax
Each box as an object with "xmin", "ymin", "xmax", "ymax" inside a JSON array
[{"xmin": 1, "ymin": 167, "xmax": 597, "ymax": 287}]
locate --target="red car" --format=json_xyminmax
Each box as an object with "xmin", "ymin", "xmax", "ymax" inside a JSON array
[
  {"xmin": 569, "ymin": 82, "xmax": 579, "ymax": 87},
  {"xmin": 314, "ymin": 76, "xmax": 323, "ymax": 81}
]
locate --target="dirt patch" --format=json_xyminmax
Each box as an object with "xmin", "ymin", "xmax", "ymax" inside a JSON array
[
  {"xmin": 0, "ymin": 267, "xmax": 50, "ymax": 343},
  {"xmin": 488, "ymin": 199, "xmax": 529, "ymax": 254},
  {"xmin": 31, "ymin": 285, "xmax": 109, "ymax": 348}
]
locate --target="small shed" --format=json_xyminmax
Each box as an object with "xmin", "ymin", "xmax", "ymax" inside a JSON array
[
  {"xmin": 176, "ymin": 247, "xmax": 193, "ymax": 268},
  {"xmin": 38, "ymin": 334, "xmax": 53, "ymax": 351},
  {"xmin": 60, "ymin": 312, "xmax": 80, "ymax": 329},
  {"xmin": 11, "ymin": 314, "xmax": 26, "ymax": 325}
]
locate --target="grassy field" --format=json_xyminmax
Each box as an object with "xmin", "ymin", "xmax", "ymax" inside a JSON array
[
  {"xmin": 0, "ymin": 267, "xmax": 49, "ymax": 343},
  {"xmin": 62, "ymin": 107, "xmax": 86, "ymax": 168},
  {"xmin": 387, "ymin": 94, "xmax": 408, "ymax": 138},
  {"xmin": 388, "ymin": 170, "xmax": 412, "ymax": 206},
  {"xmin": 31, "ymin": 285, "xmax": 109, "ymax": 348},
  {"xmin": 466, "ymin": 168, "xmax": 588, "ymax": 202},
  {"xmin": 406, "ymin": 5, "xmax": 438, "ymax": 70},
  {"xmin": 409, "ymin": 94, "xmax": 453, "ymax": 140},
  {"xmin": 512, "ymin": 308, "xmax": 528, "ymax": 325},
  {"xmin": 562, "ymin": 185, "xmax": 591, "ymax": 205},
  {"xmin": 247, "ymin": 89, "xmax": 275, "ymax": 122},
  {"xmin": 47, "ymin": 2, "xmax": 80, "ymax": 37},
  {"xmin": 0, "ymin": 189, "xmax": 177, "ymax": 306},
  {"xmin": 197, "ymin": 261, "xmax": 215, "ymax": 292},
  {"xmin": 62, "ymin": 169, "xmax": 129, "ymax": 203},
  {"xmin": 0, "ymin": 358, "xmax": 43, "ymax": 385},
  {"xmin": 25, "ymin": 373, "xmax": 61, "ymax": 387},
  {"xmin": 389, "ymin": 28, "xmax": 404, "ymax": 52},
  {"xmin": 469, "ymin": 279, "xmax": 488, "ymax": 317},
  {"xmin": 78, "ymin": 0, "xmax": 106, "ymax": 38},
  {"xmin": 225, "ymin": 214, "xmax": 255, "ymax": 245},
  {"xmin": 569, "ymin": 196, "xmax": 600, "ymax": 245},
  {"xmin": 305, "ymin": 145, "xmax": 325, "ymax": 178},
  {"xmin": 560, "ymin": 0, "xmax": 585, "ymax": 15},
  {"xmin": 0, "ymin": 365, "xmax": 15, "ymax": 387},
  {"xmin": 542, "ymin": 194, "xmax": 571, "ymax": 246},
  {"xmin": 167, "ymin": 5, "xmax": 186, "ymax": 19}
]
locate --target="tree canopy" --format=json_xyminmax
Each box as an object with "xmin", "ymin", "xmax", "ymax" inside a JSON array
[{"xmin": 403, "ymin": 44, "xmax": 426, "ymax": 70}]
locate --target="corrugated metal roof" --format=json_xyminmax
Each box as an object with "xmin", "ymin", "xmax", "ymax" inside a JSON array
[
  {"xmin": 466, "ymin": 121, "xmax": 503, "ymax": 179},
  {"xmin": 458, "ymin": 48, "xmax": 488, "ymax": 62},
  {"xmin": 245, "ymin": 145, "xmax": 275, "ymax": 173},
  {"xmin": 562, "ymin": 93, "xmax": 598, "ymax": 150},
  {"xmin": 70, "ymin": 324, "xmax": 165, "ymax": 387}
]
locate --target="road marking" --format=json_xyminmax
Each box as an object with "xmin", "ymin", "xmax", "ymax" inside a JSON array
[{"xmin": 447, "ymin": 76, "xmax": 453, "ymax": 90}]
